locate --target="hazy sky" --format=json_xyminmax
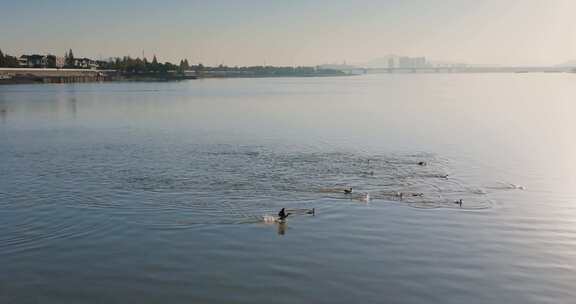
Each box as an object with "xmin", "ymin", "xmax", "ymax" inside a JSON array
[{"xmin": 1, "ymin": 0, "xmax": 575, "ymax": 66}]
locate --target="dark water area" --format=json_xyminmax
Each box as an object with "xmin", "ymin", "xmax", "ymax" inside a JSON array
[{"xmin": 1, "ymin": 74, "xmax": 576, "ymax": 303}]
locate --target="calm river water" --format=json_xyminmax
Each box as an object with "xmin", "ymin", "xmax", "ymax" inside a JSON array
[{"xmin": 1, "ymin": 74, "xmax": 576, "ymax": 303}]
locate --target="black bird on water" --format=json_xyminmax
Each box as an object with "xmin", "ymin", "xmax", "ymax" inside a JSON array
[
  {"xmin": 278, "ymin": 208, "xmax": 289, "ymax": 220},
  {"xmin": 344, "ymin": 187, "xmax": 353, "ymax": 194},
  {"xmin": 454, "ymin": 199, "xmax": 463, "ymax": 207},
  {"xmin": 418, "ymin": 161, "xmax": 427, "ymax": 166}
]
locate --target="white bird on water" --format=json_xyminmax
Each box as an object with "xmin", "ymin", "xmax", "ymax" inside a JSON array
[{"xmin": 362, "ymin": 193, "xmax": 370, "ymax": 202}]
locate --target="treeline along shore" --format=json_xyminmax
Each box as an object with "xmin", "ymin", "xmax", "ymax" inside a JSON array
[{"xmin": 0, "ymin": 49, "xmax": 347, "ymax": 84}]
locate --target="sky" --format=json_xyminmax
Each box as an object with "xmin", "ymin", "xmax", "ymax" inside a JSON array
[{"xmin": 1, "ymin": 0, "xmax": 575, "ymax": 66}]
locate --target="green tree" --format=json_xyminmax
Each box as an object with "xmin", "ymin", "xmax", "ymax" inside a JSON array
[
  {"xmin": 151, "ymin": 55, "xmax": 159, "ymax": 72},
  {"xmin": 4, "ymin": 54, "xmax": 19, "ymax": 67},
  {"xmin": 134, "ymin": 58, "xmax": 145, "ymax": 73},
  {"xmin": 0, "ymin": 50, "xmax": 19, "ymax": 68},
  {"xmin": 178, "ymin": 59, "xmax": 190, "ymax": 73},
  {"xmin": 65, "ymin": 49, "xmax": 75, "ymax": 68}
]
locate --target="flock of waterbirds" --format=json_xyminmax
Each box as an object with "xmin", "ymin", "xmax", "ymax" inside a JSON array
[
  {"xmin": 106, "ymin": 146, "xmax": 525, "ymax": 229},
  {"xmin": 268, "ymin": 160, "xmax": 464, "ymax": 224}
]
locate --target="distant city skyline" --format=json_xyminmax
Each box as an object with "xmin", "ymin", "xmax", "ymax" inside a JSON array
[{"xmin": 1, "ymin": 0, "xmax": 575, "ymax": 67}]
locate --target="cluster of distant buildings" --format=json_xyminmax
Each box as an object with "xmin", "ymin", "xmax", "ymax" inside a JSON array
[
  {"xmin": 386, "ymin": 56, "xmax": 469, "ymax": 69},
  {"xmin": 386, "ymin": 56, "xmax": 430, "ymax": 69},
  {"xmin": 320, "ymin": 55, "xmax": 471, "ymax": 72},
  {"xmin": 17, "ymin": 54, "xmax": 105, "ymax": 69}
]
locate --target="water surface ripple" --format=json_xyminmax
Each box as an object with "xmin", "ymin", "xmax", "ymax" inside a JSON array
[{"xmin": 1, "ymin": 75, "xmax": 575, "ymax": 304}]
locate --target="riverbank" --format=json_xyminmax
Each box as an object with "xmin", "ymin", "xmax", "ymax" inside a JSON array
[
  {"xmin": 0, "ymin": 68, "xmax": 196, "ymax": 84},
  {"xmin": 0, "ymin": 68, "xmax": 111, "ymax": 84},
  {"xmin": 0, "ymin": 68, "xmax": 348, "ymax": 85}
]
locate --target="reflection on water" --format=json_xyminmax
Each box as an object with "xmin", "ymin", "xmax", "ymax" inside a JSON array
[
  {"xmin": 276, "ymin": 221, "xmax": 287, "ymax": 235},
  {"xmin": 0, "ymin": 108, "xmax": 6, "ymax": 124},
  {"xmin": 1, "ymin": 75, "xmax": 576, "ymax": 304}
]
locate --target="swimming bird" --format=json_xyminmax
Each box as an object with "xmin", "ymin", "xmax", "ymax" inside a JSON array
[
  {"xmin": 278, "ymin": 208, "xmax": 289, "ymax": 220},
  {"xmin": 418, "ymin": 161, "xmax": 427, "ymax": 166},
  {"xmin": 361, "ymin": 193, "xmax": 370, "ymax": 202},
  {"xmin": 344, "ymin": 187, "xmax": 353, "ymax": 194},
  {"xmin": 454, "ymin": 199, "xmax": 463, "ymax": 207}
]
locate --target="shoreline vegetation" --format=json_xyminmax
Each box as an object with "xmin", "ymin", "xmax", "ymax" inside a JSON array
[{"xmin": 0, "ymin": 49, "xmax": 348, "ymax": 85}]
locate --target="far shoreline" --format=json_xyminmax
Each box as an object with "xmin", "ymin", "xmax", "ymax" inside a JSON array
[{"xmin": 0, "ymin": 68, "xmax": 351, "ymax": 85}]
